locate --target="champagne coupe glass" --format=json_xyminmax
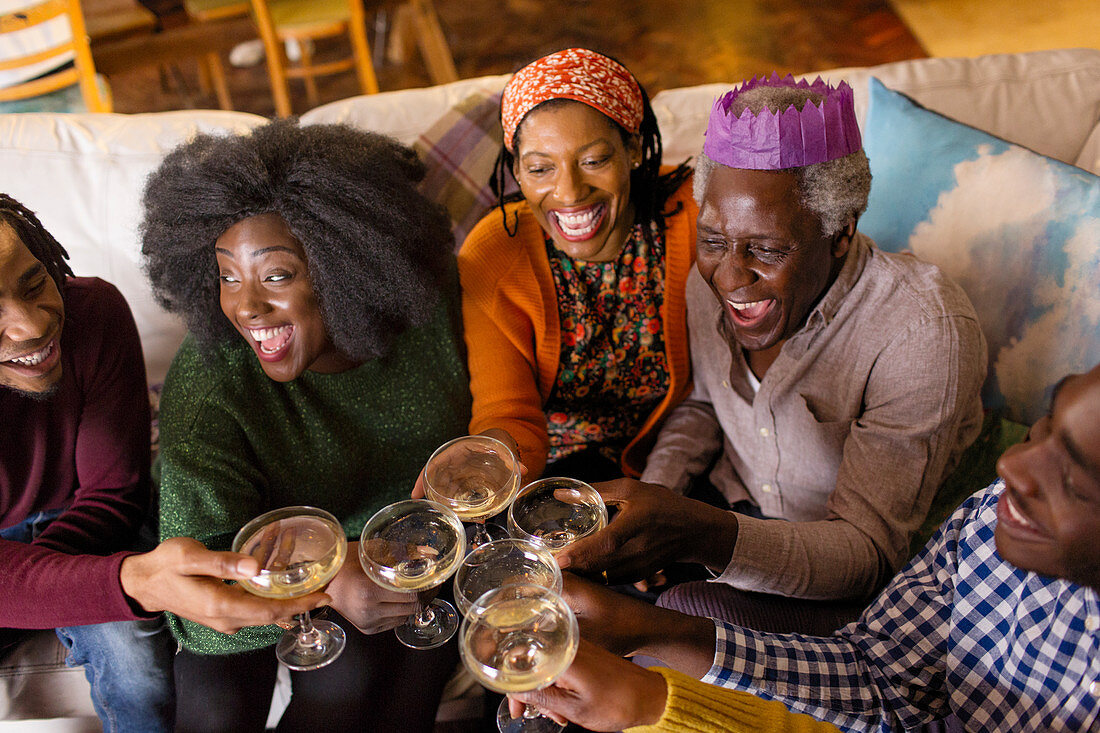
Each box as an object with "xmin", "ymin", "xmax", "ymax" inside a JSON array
[
  {"xmin": 423, "ymin": 434, "xmax": 521, "ymax": 548},
  {"xmin": 507, "ymin": 477, "xmax": 608, "ymax": 555},
  {"xmin": 359, "ymin": 499, "xmax": 467, "ymax": 649},
  {"xmin": 452, "ymin": 538, "xmax": 563, "ymax": 618},
  {"xmin": 232, "ymin": 506, "xmax": 347, "ymax": 671},
  {"xmin": 459, "ymin": 583, "xmax": 579, "ymax": 733}
]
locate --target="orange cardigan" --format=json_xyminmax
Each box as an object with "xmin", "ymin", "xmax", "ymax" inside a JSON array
[{"xmin": 458, "ymin": 176, "xmax": 697, "ymax": 479}]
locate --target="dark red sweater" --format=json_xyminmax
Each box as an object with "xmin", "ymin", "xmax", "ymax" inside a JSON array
[{"xmin": 0, "ymin": 277, "xmax": 150, "ymax": 628}]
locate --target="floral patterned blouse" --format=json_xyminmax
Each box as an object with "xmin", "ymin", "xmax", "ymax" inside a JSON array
[{"xmin": 544, "ymin": 223, "xmax": 669, "ymax": 463}]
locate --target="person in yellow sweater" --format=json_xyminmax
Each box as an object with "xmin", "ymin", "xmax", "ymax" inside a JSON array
[
  {"xmin": 508, "ymin": 638, "xmax": 838, "ymax": 732},
  {"xmin": 457, "ymin": 48, "xmax": 696, "ymax": 482}
]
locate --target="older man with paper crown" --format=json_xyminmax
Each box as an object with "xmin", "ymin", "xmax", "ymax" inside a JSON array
[{"xmin": 556, "ymin": 74, "xmax": 987, "ymax": 632}]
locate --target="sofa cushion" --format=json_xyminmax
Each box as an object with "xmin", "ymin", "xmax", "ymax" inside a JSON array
[
  {"xmin": 860, "ymin": 77, "xmax": 1100, "ymax": 425},
  {"xmin": 412, "ymin": 89, "xmax": 510, "ymax": 248},
  {"xmin": 649, "ymin": 48, "xmax": 1100, "ymax": 174},
  {"xmin": 0, "ymin": 631, "xmax": 95, "ymax": 723},
  {"xmin": 300, "ymin": 74, "xmax": 510, "ymax": 147},
  {"xmin": 0, "ymin": 111, "xmax": 267, "ymax": 385}
]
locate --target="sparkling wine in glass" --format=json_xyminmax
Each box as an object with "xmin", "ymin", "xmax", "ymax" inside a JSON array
[
  {"xmin": 453, "ymin": 538, "xmax": 562, "ymax": 618},
  {"xmin": 423, "ymin": 434, "xmax": 521, "ymax": 548},
  {"xmin": 459, "ymin": 583, "xmax": 579, "ymax": 733},
  {"xmin": 359, "ymin": 499, "xmax": 466, "ymax": 649},
  {"xmin": 507, "ymin": 477, "xmax": 608, "ymax": 555},
  {"xmin": 232, "ymin": 506, "xmax": 347, "ymax": 671}
]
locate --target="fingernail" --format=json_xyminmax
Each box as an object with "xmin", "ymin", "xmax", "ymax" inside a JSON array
[{"xmin": 556, "ymin": 555, "xmax": 571, "ymax": 569}]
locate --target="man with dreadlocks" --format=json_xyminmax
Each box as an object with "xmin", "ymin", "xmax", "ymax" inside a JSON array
[{"xmin": 0, "ymin": 194, "xmax": 330, "ymax": 732}]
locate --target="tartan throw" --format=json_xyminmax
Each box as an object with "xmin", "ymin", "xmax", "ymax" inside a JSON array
[{"xmin": 414, "ymin": 90, "xmax": 517, "ymax": 249}]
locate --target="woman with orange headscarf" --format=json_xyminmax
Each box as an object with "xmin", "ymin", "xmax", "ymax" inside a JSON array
[{"xmin": 459, "ymin": 48, "xmax": 695, "ymax": 483}]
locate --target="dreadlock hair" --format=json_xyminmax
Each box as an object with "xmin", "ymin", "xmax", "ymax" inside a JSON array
[
  {"xmin": 489, "ymin": 65, "xmax": 691, "ymax": 244},
  {"xmin": 140, "ymin": 119, "xmax": 454, "ymax": 363},
  {"xmin": 0, "ymin": 194, "xmax": 73, "ymax": 292}
]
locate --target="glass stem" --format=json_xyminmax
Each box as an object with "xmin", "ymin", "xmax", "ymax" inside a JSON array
[
  {"xmin": 414, "ymin": 600, "xmax": 436, "ymax": 628},
  {"xmin": 471, "ymin": 521, "xmax": 490, "ymax": 547},
  {"xmin": 295, "ymin": 611, "xmax": 322, "ymax": 647},
  {"xmin": 523, "ymin": 703, "xmax": 540, "ymax": 719}
]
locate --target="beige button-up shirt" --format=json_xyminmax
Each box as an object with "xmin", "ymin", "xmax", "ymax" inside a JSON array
[{"xmin": 641, "ymin": 234, "xmax": 986, "ymax": 600}]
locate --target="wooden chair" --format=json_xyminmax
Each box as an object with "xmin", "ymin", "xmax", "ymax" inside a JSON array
[
  {"xmin": 0, "ymin": 0, "xmax": 112, "ymax": 112},
  {"xmin": 181, "ymin": 0, "xmax": 250, "ymax": 110},
  {"xmin": 250, "ymin": 0, "xmax": 379, "ymax": 117},
  {"xmin": 387, "ymin": 0, "xmax": 456, "ymax": 85}
]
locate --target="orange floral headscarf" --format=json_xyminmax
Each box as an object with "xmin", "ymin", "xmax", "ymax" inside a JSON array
[{"xmin": 500, "ymin": 48, "xmax": 644, "ymax": 152}]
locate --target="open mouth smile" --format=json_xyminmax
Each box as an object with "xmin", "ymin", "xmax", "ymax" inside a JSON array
[
  {"xmin": 248, "ymin": 325, "xmax": 294, "ymax": 358},
  {"xmin": 726, "ymin": 298, "xmax": 776, "ymax": 327},
  {"xmin": 997, "ymin": 489, "xmax": 1046, "ymax": 539},
  {"xmin": 550, "ymin": 204, "xmax": 606, "ymax": 241},
  {"xmin": 2, "ymin": 338, "xmax": 60, "ymax": 375}
]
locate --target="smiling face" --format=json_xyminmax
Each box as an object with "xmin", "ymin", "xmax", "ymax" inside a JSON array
[
  {"xmin": 994, "ymin": 364, "xmax": 1100, "ymax": 590},
  {"xmin": 215, "ymin": 213, "xmax": 356, "ymax": 382},
  {"xmin": 0, "ymin": 224, "xmax": 64, "ymax": 396},
  {"xmin": 695, "ymin": 165, "xmax": 852, "ymax": 358},
  {"xmin": 512, "ymin": 100, "xmax": 641, "ymax": 262}
]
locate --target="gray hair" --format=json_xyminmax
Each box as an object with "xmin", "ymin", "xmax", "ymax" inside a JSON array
[{"xmin": 694, "ymin": 85, "xmax": 872, "ymax": 238}]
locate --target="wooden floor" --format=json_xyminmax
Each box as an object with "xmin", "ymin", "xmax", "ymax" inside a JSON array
[{"xmin": 98, "ymin": 0, "xmax": 926, "ymax": 117}]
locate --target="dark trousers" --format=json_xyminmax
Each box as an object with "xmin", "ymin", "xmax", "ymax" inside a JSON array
[{"xmin": 174, "ymin": 611, "xmax": 458, "ymax": 732}]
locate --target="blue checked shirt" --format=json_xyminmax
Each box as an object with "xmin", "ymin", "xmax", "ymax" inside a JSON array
[{"xmin": 702, "ymin": 481, "xmax": 1100, "ymax": 731}]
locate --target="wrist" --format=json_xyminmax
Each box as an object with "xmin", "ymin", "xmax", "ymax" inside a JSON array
[
  {"xmin": 635, "ymin": 668, "xmax": 669, "ymax": 727},
  {"xmin": 680, "ymin": 500, "xmax": 738, "ymax": 572},
  {"xmin": 634, "ymin": 610, "xmax": 716, "ymax": 679},
  {"xmin": 118, "ymin": 553, "xmax": 157, "ymax": 613}
]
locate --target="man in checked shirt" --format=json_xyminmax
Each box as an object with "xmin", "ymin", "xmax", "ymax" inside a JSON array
[{"xmin": 525, "ymin": 362, "xmax": 1100, "ymax": 732}]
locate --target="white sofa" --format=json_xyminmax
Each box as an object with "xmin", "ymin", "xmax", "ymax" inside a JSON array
[{"xmin": 1, "ymin": 47, "xmax": 1098, "ymax": 730}]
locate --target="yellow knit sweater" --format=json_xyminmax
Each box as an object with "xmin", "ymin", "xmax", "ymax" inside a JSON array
[{"xmin": 628, "ymin": 668, "xmax": 840, "ymax": 733}]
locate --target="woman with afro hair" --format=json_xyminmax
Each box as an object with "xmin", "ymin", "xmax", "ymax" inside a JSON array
[{"xmin": 142, "ymin": 118, "xmax": 472, "ymax": 732}]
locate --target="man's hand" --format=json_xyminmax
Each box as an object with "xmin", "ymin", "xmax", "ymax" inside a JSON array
[
  {"xmin": 555, "ymin": 478, "xmax": 739, "ymax": 583},
  {"xmin": 119, "ymin": 537, "xmax": 329, "ymax": 635},
  {"xmin": 508, "ymin": 640, "xmax": 668, "ymax": 731},
  {"xmin": 561, "ymin": 573, "xmax": 717, "ymax": 676},
  {"xmin": 323, "ymin": 541, "xmax": 419, "ymax": 634},
  {"xmin": 560, "ymin": 573, "xmax": 663, "ymax": 657}
]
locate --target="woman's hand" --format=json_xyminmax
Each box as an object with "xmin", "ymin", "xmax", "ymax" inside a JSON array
[
  {"xmin": 508, "ymin": 640, "xmax": 668, "ymax": 731},
  {"xmin": 323, "ymin": 541, "xmax": 419, "ymax": 634}
]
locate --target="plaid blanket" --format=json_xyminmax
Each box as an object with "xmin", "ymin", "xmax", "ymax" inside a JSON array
[{"xmin": 414, "ymin": 90, "xmax": 518, "ymax": 248}]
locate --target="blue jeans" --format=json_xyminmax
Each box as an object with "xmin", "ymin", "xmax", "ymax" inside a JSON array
[{"xmin": 1, "ymin": 509, "xmax": 176, "ymax": 732}]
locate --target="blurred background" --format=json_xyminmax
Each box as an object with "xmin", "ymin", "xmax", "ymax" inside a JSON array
[{"xmin": 85, "ymin": 0, "xmax": 1099, "ymax": 117}]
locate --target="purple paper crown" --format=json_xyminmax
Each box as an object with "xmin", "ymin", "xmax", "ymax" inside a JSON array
[{"xmin": 703, "ymin": 73, "xmax": 862, "ymax": 170}]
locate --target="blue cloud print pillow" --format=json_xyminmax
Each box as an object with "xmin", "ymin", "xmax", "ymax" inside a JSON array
[{"xmin": 860, "ymin": 77, "xmax": 1100, "ymax": 425}]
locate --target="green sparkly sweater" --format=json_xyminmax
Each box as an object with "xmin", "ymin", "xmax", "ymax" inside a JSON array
[{"xmin": 157, "ymin": 293, "xmax": 471, "ymax": 655}]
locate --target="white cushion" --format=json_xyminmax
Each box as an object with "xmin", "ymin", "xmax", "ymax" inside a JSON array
[
  {"xmin": 652, "ymin": 48, "xmax": 1100, "ymax": 174},
  {"xmin": 0, "ymin": 632, "xmax": 95, "ymax": 723},
  {"xmin": 301, "ymin": 74, "xmax": 510, "ymax": 146},
  {"xmin": 0, "ymin": 110, "xmax": 267, "ymax": 384}
]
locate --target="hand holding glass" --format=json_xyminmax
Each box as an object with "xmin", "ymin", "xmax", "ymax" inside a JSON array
[
  {"xmin": 359, "ymin": 499, "xmax": 466, "ymax": 649},
  {"xmin": 232, "ymin": 506, "xmax": 347, "ymax": 670},
  {"xmin": 459, "ymin": 583, "xmax": 579, "ymax": 733},
  {"xmin": 507, "ymin": 477, "xmax": 608, "ymax": 555},
  {"xmin": 453, "ymin": 538, "xmax": 563, "ymax": 618},
  {"xmin": 423, "ymin": 435, "xmax": 521, "ymax": 547}
]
